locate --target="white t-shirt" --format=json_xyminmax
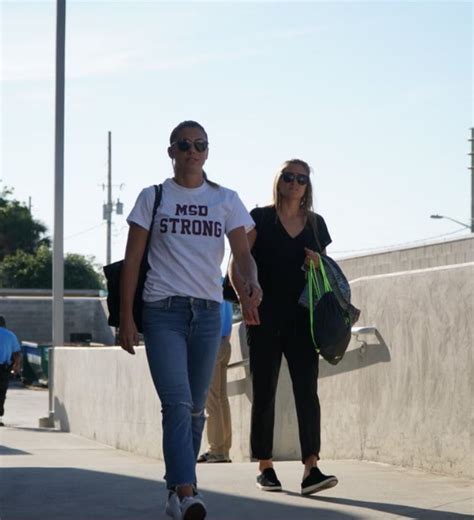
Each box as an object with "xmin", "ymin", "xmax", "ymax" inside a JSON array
[{"xmin": 127, "ymin": 178, "xmax": 254, "ymax": 303}]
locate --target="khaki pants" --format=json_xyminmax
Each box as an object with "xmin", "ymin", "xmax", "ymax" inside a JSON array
[{"xmin": 205, "ymin": 335, "xmax": 232, "ymax": 456}]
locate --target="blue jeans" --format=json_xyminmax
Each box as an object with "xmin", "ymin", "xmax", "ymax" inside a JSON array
[{"xmin": 142, "ymin": 296, "xmax": 221, "ymax": 489}]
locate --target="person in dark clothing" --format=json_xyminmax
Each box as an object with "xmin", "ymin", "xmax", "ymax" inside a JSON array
[
  {"xmin": 0, "ymin": 315, "xmax": 21, "ymax": 427},
  {"xmin": 230, "ymin": 159, "xmax": 338, "ymax": 496}
]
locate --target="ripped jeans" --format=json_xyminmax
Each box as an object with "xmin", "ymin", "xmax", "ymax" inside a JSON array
[{"xmin": 143, "ymin": 296, "xmax": 221, "ymax": 489}]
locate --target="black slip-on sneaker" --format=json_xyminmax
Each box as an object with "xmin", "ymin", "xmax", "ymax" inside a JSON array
[
  {"xmin": 256, "ymin": 468, "xmax": 282, "ymax": 491},
  {"xmin": 301, "ymin": 467, "xmax": 338, "ymax": 495}
]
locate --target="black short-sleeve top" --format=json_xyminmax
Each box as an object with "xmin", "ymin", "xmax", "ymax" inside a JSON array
[{"xmin": 250, "ymin": 205, "xmax": 332, "ymax": 330}]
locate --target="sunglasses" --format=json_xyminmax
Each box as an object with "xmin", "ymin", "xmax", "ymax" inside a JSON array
[
  {"xmin": 172, "ymin": 138, "xmax": 209, "ymax": 153},
  {"xmin": 281, "ymin": 172, "xmax": 310, "ymax": 186}
]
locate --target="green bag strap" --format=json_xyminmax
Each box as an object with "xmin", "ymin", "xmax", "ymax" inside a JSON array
[
  {"xmin": 307, "ymin": 254, "xmax": 332, "ymax": 351},
  {"xmin": 318, "ymin": 254, "xmax": 332, "ymax": 293},
  {"xmin": 308, "ymin": 259, "xmax": 320, "ymax": 351}
]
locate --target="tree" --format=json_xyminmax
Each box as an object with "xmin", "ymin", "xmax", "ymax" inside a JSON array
[
  {"xmin": 0, "ymin": 184, "xmax": 50, "ymax": 261},
  {"xmin": 0, "ymin": 182, "xmax": 104, "ymax": 290},
  {"xmin": 0, "ymin": 246, "xmax": 104, "ymax": 290},
  {"xmin": 64, "ymin": 253, "xmax": 104, "ymax": 290}
]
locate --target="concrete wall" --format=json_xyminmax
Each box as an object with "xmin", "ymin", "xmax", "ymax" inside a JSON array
[
  {"xmin": 53, "ymin": 346, "xmax": 162, "ymax": 458},
  {"xmin": 53, "ymin": 262, "xmax": 473, "ymax": 479},
  {"xmin": 337, "ymin": 235, "xmax": 473, "ymax": 280},
  {"xmin": 0, "ymin": 297, "xmax": 115, "ymax": 345},
  {"xmin": 317, "ymin": 263, "xmax": 473, "ymax": 478}
]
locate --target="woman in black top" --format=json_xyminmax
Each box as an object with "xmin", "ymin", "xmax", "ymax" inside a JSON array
[{"xmin": 231, "ymin": 158, "xmax": 338, "ymax": 495}]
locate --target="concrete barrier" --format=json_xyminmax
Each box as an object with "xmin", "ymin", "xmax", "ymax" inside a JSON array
[
  {"xmin": 0, "ymin": 297, "xmax": 115, "ymax": 345},
  {"xmin": 337, "ymin": 234, "xmax": 473, "ymax": 279},
  {"xmin": 53, "ymin": 262, "xmax": 473, "ymax": 478}
]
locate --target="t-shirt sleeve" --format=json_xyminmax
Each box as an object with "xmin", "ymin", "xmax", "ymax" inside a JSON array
[
  {"xmin": 249, "ymin": 207, "xmax": 263, "ymax": 231},
  {"xmin": 317, "ymin": 214, "xmax": 332, "ymax": 251},
  {"xmin": 126, "ymin": 187, "xmax": 155, "ymax": 231},
  {"xmin": 250, "ymin": 206, "xmax": 273, "ymax": 233},
  {"xmin": 11, "ymin": 332, "xmax": 21, "ymax": 353},
  {"xmin": 225, "ymin": 192, "xmax": 255, "ymax": 234}
]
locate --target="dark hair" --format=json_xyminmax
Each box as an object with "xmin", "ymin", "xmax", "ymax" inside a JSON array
[
  {"xmin": 169, "ymin": 120, "xmax": 208, "ymax": 144},
  {"xmin": 0, "ymin": 315, "xmax": 6, "ymax": 328},
  {"xmin": 169, "ymin": 121, "xmax": 218, "ymax": 188}
]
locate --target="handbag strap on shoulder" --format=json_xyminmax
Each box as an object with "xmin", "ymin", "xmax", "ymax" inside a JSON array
[
  {"xmin": 307, "ymin": 212, "xmax": 323, "ymax": 252},
  {"xmin": 143, "ymin": 184, "xmax": 162, "ymax": 255},
  {"xmin": 145, "ymin": 184, "xmax": 162, "ymax": 246}
]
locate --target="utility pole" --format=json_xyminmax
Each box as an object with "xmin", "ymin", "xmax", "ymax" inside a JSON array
[
  {"xmin": 470, "ymin": 128, "xmax": 473, "ymax": 233},
  {"xmin": 106, "ymin": 131, "xmax": 112, "ymax": 265},
  {"xmin": 103, "ymin": 131, "xmax": 123, "ymax": 265}
]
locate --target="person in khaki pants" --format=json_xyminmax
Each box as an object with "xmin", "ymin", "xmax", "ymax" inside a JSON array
[{"xmin": 197, "ymin": 299, "xmax": 233, "ymax": 463}]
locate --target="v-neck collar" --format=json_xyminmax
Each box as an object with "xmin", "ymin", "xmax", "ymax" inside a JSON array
[{"xmin": 276, "ymin": 213, "xmax": 308, "ymax": 240}]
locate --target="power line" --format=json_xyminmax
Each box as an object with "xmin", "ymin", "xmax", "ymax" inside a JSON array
[{"xmin": 64, "ymin": 222, "xmax": 105, "ymax": 240}]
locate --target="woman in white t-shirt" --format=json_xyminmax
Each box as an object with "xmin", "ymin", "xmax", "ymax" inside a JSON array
[{"xmin": 120, "ymin": 120, "xmax": 261, "ymax": 520}]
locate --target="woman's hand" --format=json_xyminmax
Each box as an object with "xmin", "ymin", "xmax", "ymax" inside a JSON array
[
  {"xmin": 239, "ymin": 297, "xmax": 260, "ymax": 326},
  {"xmin": 242, "ymin": 279, "xmax": 263, "ymax": 307},
  {"xmin": 227, "ymin": 225, "xmax": 262, "ymax": 325},
  {"xmin": 304, "ymin": 247, "xmax": 320, "ymax": 269},
  {"xmin": 239, "ymin": 279, "xmax": 262, "ymax": 325},
  {"xmin": 119, "ymin": 317, "xmax": 139, "ymax": 355}
]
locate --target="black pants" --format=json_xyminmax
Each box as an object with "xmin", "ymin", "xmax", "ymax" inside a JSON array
[
  {"xmin": 248, "ymin": 323, "xmax": 320, "ymax": 463},
  {"xmin": 0, "ymin": 365, "xmax": 10, "ymax": 417}
]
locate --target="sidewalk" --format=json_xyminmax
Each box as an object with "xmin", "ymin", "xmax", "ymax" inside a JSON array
[{"xmin": 1, "ymin": 382, "xmax": 472, "ymax": 520}]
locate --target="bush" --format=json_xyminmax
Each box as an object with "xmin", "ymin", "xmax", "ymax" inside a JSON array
[{"xmin": 0, "ymin": 246, "xmax": 104, "ymax": 290}]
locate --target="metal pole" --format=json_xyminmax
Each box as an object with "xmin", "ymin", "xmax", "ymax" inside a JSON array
[
  {"xmin": 431, "ymin": 215, "xmax": 471, "ymax": 229},
  {"xmin": 470, "ymin": 128, "xmax": 473, "ymax": 233},
  {"xmin": 51, "ymin": 0, "xmax": 66, "ymax": 421},
  {"xmin": 107, "ymin": 131, "xmax": 112, "ymax": 264}
]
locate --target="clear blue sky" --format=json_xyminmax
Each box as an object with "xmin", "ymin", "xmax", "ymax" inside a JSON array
[{"xmin": 2, "ymin": 1, "xmax": 472, "ymax": 268}]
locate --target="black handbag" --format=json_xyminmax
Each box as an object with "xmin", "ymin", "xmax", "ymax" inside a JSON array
[
  {"xmin": 297, "ymin": 212, "xmax": 359, "ymax": 365},
  {"xmin": 311, "ymin": 291, "xmax": 352, "ymax": 365},
  {"xmin": 103, "ymin": 184, "xmax": 162, "ymax": 332},
  {"xmin": 299, "ymin": 256, "xmax": 352, "ymax": 365}
]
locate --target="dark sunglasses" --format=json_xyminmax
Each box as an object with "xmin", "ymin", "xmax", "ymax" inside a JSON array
[
  {"xmin": 281, "ymin": 172, "xmax": 309, "ymax": 186},
  {"xmin": 172, "ymin": 138, "xmax": 209, "ymax": 153}
]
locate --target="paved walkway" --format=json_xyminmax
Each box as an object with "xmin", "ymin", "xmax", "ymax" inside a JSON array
[{"xmin": 1, "ymin": 382, "xmax": 472, "ymax": 519}]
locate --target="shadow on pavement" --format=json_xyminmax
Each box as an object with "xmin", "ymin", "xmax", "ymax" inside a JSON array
[
  {"xmin": 312, "ymin": 495, "xmax": 472, "ymax": 520},
  {"xmin": 0, "ymin": 467, "xmax": 361, "ymax": 520},
  {"xmin": 0, "ymin": 445, "xmax": 31, "ymax": 456}
]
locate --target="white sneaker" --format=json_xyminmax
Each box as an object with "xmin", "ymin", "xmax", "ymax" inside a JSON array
[
  {"xmin": 165, "ymin": 491, "xmax": 182, "ymax": 519},
  {"xmin": 197, "ymin": 451, "xmax": 231, "ymax": 463},
  {"xmin": 180, "ymin": 495, "xmax": 207, "ymax": 520}
]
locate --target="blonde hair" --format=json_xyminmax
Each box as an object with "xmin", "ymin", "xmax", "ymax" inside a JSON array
[{"xmin": 272, "ymin": 159, "xmax": 313, "ymax": 212}]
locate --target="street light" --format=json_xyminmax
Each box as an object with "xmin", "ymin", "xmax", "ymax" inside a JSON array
[
  {"xmin": 430, "ymin": 214, "xmax": 472, "ymax": 229},
  {"xmin": 40, "ymin": 0, "xmax": 66, "ymax": 429}
]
